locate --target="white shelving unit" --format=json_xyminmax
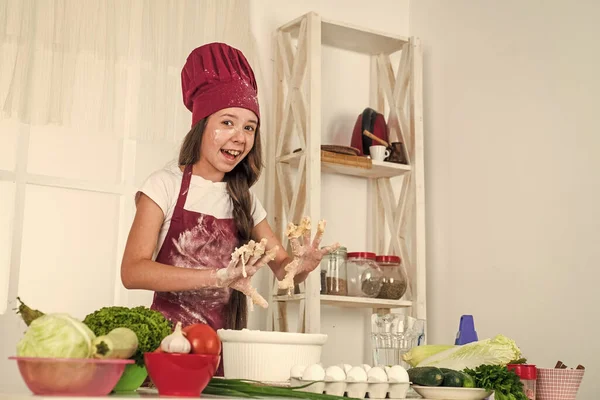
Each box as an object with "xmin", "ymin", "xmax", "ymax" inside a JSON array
[
  {"xmin": 266, "ymin": 12, "xmax": 426, "ymax": 336},
  {"xmin": 272, "ymin": 294, "xmax": 413, "ymax": 310},
  {"xmin": 279, "ymin": 151, "xmax": 413, "ymax": 179}
]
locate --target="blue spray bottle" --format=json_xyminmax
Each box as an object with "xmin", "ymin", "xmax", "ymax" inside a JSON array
[{"xmin": 455, "ymin": 315, "xmax": 478, "ymax": 345}]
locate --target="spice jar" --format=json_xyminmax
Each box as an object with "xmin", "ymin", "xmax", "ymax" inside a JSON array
[
  {"xmin": 320, "ymin": 260, "xmax": 327, "ymax": 294},
  {"xmin": 346, "ymin": 252, "xmax": 383, "ymax": 297},
  {"xmin": 376, "ymin": 255, "xmax": 408, "ymax": 300},
  {"xmin": 324, "ymin": 246, "xmax": 348, "ymax": 296},
  {"xmin": 507, "ymin": 364, "xmax": 536, "ymax": 400}
]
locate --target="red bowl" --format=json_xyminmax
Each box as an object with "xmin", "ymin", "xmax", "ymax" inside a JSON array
[{"xmin": 144, "ymin": 352, "xmax": 220, "ymax": 397}]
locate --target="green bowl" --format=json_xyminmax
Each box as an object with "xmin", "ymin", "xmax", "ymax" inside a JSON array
[{"xmin": 112, "ymin": 363, "xmax": 148, "ymax": 392}]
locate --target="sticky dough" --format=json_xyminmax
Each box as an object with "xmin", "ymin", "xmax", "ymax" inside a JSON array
[
  {"xmin": 230, "ymin": 239, "xmax": 276, "ymax": 308},
  {"xmin": 278, "ymin": 217, "xmax": 327, "ymax": 292}
]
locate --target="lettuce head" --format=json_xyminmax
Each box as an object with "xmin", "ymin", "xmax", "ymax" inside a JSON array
[{"xmin": 17, "ymin": 313, "xmax": 96, "ymax": 358}]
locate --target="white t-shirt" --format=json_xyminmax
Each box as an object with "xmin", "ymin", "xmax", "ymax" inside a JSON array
[{"xmin": 137, "ymin": 161, "xmax": 268, "ymax": 253}]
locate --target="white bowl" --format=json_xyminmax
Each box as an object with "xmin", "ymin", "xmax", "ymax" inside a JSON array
[
  {"xmin": 412, "ymin": 385, "xmax": 493, "ymax": 400},
  {"xmin": 217, "ymin": 329, "xmax": 327, "ymax": 382}
]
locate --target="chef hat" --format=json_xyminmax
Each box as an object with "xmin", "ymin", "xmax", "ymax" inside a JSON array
[{"xmin": 181, "ymin": 42, "xmax": 260, "ymax": 128}]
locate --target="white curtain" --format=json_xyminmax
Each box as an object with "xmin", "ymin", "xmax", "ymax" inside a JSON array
[{"xmin": 0, "ymin": 0, "xmax": 264, "ymax": 141}]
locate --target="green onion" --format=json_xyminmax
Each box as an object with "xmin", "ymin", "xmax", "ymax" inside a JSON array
[
  {"xmin": 202, "ymin": 386, "xmax": 259, "ymax": 398},
  {"xmin": 205, "ymin": 378, "xmax": 361, "ymax": 400}
]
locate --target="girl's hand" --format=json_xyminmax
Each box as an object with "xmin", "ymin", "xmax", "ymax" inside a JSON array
[
  {"xmin": 230, "ymin": 278, "xmax": 268, "ymax": 309},
  {"xmin": 278, "ymin": 217, "xmax": 340, "ymax": 291},
  {"xmin": 215, "ymin": 238, "xmax": 277, "ymax": 308}
]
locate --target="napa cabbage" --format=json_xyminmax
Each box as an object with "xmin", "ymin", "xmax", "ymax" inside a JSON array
[
  {"xmin": 417, "ymin": 334, "xmax": 522, "ymax": 370},
  {"xmin": 402, "ymin": 344, "xmax": 456, "ymax": 367}
]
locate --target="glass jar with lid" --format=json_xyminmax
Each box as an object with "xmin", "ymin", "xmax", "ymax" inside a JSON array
[
  {"xmin": 320, "ymin": 258, "xmax": 328, "ymax": 294},
  {"xmin": 376, "ymin": 255, "xmax": 408, "ymax": 300},
  {"xmin": 322, "ymin": 246, "xmax": 348, "ymax": 296},
  {"xmin": 346, "ymin": 252, "xmax": 383, "ymax": 297}
]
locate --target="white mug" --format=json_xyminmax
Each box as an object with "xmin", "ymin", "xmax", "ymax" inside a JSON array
[{"xmin": 369, "ymin": 145, "xmax": 390, "ymax": 161}]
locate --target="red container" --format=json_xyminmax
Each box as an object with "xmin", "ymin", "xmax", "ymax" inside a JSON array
[
  {"xmin": 144, "ymin": 352, "xmax": 220, "ymax": 397},
  {"xmin": 9, "ymin": 356, "xmax": 133, "ymax": 396},
  {"xmin": 507, "ymin": 364, "xmax": 537, "ymax": 400}
]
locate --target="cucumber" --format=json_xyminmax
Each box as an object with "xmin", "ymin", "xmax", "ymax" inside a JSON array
[
  {"xmin": 91, "ymin": 327, "xmax": 138, "ymax": 359},
  {"xmin": 441, "ymin": 370, "xmax": 464, "ymax": 387},
  {"xmin": 462, "ymin": 372, "xmax": 476, "ymax": 388},
  {"xmin": 408, "ymin": 367, "xmax": 444, "ymax": 386}
]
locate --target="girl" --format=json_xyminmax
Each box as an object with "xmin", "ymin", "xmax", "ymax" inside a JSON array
[{"xmin": 119, "ymin": 43, "xmax": 337, "ymax": 371}]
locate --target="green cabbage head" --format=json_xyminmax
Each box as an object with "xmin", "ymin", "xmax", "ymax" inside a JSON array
[{"xmin": 17, "ymin": 313, "xmax": 96, "ymax": 358}]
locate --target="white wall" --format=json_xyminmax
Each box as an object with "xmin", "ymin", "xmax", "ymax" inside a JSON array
[
  {"xmin": 248, "ymin": 0, "xmax": 411, "ymax": 367},
  {"xmin": 410, "ymin": 1, "xmax": 600, "ymax": 398}
]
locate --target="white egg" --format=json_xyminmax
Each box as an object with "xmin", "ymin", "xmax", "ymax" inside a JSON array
[
  {"xmin": 362, "ymin": 364, "xmax": 372, "ymax": 372},
  {"xmin": 302, "ymin": 364, "xmax": 326, "ymax": 381},
  {"xmin": 387, "ymin": 365, "xmax": 410, "ymax": 383},
  {"xmin": 290, "ymin": 364, "xmax": 306, "ymax": 379},
  {"xmin": 324, "ymin": 365, "xmax": 346, "ymax": 382},
  {"xmin": 367, "ymin": 366, "xmax": 388, "ymax": 382},
  {"xmin": 346, "ymin": 366, "xmax": 368, "ymax": 382}
]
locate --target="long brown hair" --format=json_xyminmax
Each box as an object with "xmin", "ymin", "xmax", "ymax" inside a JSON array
[{"xmin": 178, "ymin": 116, "xmax": 263, "ymax": 330}]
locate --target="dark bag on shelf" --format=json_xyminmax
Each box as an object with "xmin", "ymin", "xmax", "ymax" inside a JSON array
[{"xmin": 350, "ymin": 107, "xmax": 389, "ymax": 156}]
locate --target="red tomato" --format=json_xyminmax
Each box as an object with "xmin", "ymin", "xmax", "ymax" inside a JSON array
[{"xmin": 182, "ymin": 323, "xmax": 222, "ymax": 355}]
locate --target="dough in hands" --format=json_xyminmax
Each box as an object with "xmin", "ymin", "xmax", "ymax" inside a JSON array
[
  {"xmin": 278, "ymin": 217, "xmax": 328, "ymax": 292},
  {"xmin": 229, "ymin": 239, "xmax": 277, "ymax": 308},
  {"xmin": 231, "ymin": 240, "xmax": 258, "ymax": 278},
  {"xmin": 285, "ymin": 216, "xmax": 311, "ymax": 238}
]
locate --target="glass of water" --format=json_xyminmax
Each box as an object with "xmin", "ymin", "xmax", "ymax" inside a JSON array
[{"xmin": 370, "ymin": 311, "xmax": 426, "ymax": 368}]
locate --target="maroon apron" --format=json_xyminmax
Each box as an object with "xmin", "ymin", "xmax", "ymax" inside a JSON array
[{"xmin": 150, "ymin": 164, "xmax": 240, "ymax": 376}]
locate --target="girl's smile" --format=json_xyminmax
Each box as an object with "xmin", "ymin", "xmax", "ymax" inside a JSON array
[{"xmin": 196, "ymin": 107, "xmax": 258, "ymax": 181}]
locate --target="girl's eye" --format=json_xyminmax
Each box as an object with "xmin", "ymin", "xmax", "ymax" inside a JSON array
[
  {"xmin": 245, "ymin": 125, "xmax": 256, "ymax": 133},
  {"xmin": 222, "ymin": 120, "xmax": 233, "ymax": 126}
]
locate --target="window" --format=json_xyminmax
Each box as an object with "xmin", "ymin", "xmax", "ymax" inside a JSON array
[{"xmin": 0, "ymin": 119, "xmax": 179, "ymax": 317}]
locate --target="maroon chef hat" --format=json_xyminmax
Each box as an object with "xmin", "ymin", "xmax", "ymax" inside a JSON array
[{"xmin": 181, "ymin": 42, "xmax": 260, "ymax": 128}]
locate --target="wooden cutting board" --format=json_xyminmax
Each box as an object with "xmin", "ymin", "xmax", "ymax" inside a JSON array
[
  {"xmin": 321, "ymin": 150, "xmax": 372, "ymax": 169},
  {"xmin": 320, "ymin": 144, "xmax": 360, "ymax": 156}
]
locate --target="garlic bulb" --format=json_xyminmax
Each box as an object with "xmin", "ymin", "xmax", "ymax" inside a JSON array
[{"xmin": 160, "ymin": 321, "xmax": 191, "ymax": 354}]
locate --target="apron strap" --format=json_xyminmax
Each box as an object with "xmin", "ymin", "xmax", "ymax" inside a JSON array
[{"xmin": 172, "ymin": 164, "xmax": 193, "ymax": 222}]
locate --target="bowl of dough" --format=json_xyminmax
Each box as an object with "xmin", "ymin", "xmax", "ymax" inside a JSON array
[
  {"xmin": 290, "ymin": 363, "xmax": 410, "ymax": 399},
  {"xmin": 216, "ymin": 329, "xmax": 328, "ymax": 383}
]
